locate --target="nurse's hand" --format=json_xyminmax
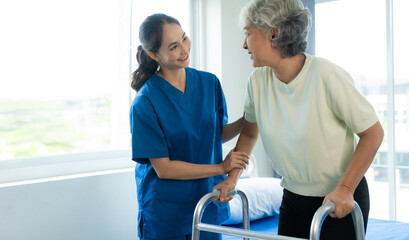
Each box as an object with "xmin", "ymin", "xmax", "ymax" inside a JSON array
[
  {"xmin": 220, "ymin": 149, "xmax": 249, "ymax": 174},
  {"xmin": 323, "ymin": 185, "xmax": 355, "ymax": 219}
]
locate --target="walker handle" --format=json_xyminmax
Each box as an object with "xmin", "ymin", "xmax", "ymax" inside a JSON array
[
  {"xmin": 192, "ymin": 188, "xmax": 251, "ymax": 240},
  {"xmin": 212, "ymin": 188, "xmax": 237, "ymax": 199},
  {"xmin": 309, "ymin": 200, "xmax": 365, "ymax": 240}
]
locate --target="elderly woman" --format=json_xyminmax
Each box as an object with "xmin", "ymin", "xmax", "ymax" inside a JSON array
[{"xmin": 214, "ymin": 0, "xmax": 384, "ymax": 239}]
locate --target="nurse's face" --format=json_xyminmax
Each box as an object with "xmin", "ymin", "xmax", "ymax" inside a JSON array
[
  {"xmin": 243, "ymin": 23, "xmax": 274, "ymax": 67},
  {"xmin": 151, "ymin": 23, "xmax": 191, "ymax": 70}
]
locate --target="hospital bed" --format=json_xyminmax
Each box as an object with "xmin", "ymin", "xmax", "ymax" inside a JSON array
[{"xmin": 192, "ymin": 177, "xmax": 409, "ymax": 240}]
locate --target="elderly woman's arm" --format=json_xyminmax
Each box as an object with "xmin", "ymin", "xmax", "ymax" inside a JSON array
[
  {"xmin": 324, "ymin": 121, "xmax": 384, "ymax": 218},
  {"xmin": 213, "ymin": 120, "xmax": 259, "ymax": 202}
]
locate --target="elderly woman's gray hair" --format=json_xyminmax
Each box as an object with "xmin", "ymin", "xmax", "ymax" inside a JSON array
[{"xmin": 240, "ymin": 0, "xmax": 312, "ymax": 57}]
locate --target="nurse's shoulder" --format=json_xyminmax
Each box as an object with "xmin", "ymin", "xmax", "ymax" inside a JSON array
[{"xmin": 130, "ymin": 79, "xmax": 157, "ymax": 114}]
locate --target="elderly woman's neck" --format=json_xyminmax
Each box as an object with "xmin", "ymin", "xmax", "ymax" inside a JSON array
[{"xmin": 272, "ymin": 54, "xmax": 306, "ymax": 84}]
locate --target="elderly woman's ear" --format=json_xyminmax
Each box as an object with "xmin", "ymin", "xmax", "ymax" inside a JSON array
[{"xmin": 270, "ymin": 27, "xmax": 279, "ymax": 41}]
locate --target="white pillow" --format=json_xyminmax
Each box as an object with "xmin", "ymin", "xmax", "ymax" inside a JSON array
[{"xmin": 223, "ymin": 177, "xmax": 283, "ymax": 225}]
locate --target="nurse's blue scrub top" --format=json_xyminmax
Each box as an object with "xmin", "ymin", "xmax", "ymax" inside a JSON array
[{"xmin": 129, "ymin": 67, "xmax": 229, "ymax": 239}]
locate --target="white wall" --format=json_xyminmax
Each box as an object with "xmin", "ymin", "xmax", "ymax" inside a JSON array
[
  {"xmin": 0, "ymin": 170, "xmax": 137, "ymax": 240},
  {"xmin": 204, "ymin": 0, "xmax": 275, "ymax": 177}
]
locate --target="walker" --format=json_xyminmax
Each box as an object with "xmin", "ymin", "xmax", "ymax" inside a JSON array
[{"xmin": 192, "ymin": 189, "xmax": 365, "ymax": 240}]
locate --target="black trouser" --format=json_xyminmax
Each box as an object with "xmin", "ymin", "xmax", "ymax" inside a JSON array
[{"xmin": 278, "ymin": 177, "xmax": 369, "ymax": 240}]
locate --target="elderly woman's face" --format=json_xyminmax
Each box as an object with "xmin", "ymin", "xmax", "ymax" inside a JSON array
[{"xmin": 243, "ymin": 23, "xmax": 274, "ymax": 67}]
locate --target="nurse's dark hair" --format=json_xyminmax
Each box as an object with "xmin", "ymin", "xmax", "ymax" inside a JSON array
[
  {"xmin": 132, "ymin": 14, "xmax": 181, "ymax": 92},
  {"xmin": 240, "ymin": 0, "xmax": 311, "ymax": 57}
]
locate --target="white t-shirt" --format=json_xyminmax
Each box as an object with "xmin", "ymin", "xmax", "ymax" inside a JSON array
[{"xmin": 244, "ymin": 54, "xmax": 379, "ymax": 196}]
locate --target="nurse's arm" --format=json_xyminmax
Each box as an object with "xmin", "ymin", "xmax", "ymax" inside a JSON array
[
  {"xmin": 214, "ymin": 120, "xmax": 259, "ymax": 202},
  {"xmin": 221, "ymin": 115, "xmax": 245, "ymax": 143},
  {"xmin": 150, "ymin": 150, "xmax": 249, "ymax": 180}
]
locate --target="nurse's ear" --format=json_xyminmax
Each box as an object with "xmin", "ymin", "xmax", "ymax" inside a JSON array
[{"xmin": 147, "ymin": 51, "xmax": 160, "ymax": 62}]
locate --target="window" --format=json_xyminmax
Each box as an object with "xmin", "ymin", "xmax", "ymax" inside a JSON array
[
  {"xmin": 393, "ymin": 0, "xmax": 409, "ymax": 221},
  {"xmin": 316, "ymin": 0, "xmax": 409, "ymax": 222},
  {"xmin": 0, "ymin": 0, "xmax": 131, "ymax": 161},
  {"xmin": 0, "ymin": 0, "xmax": 193, "ymax": 184}
]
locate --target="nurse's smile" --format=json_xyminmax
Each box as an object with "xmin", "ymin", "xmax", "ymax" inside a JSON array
[{"xmin": 178, "ymin": 54, "xmax": 189, "ymax": 62}]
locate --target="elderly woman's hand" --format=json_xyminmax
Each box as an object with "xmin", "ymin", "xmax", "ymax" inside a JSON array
[
  {"xmin": 323, "ymin": 185, "xmax": 355, "ymax": 218},
  {"xmin": 212, "ymin": 176, "xmax": 237, "ymax": 203}
]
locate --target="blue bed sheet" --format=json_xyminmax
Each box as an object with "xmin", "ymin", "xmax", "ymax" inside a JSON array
[
  {"xmin": 366, "ymin": 218, "xmax": 409, "ymax": 240},
  {"xmin": 221, "ymin": 216, "xmax": 409, "ymax": 240},
  {"xmin": 221, "ymin": 215, "xmax": 279, "ymax": 240}
]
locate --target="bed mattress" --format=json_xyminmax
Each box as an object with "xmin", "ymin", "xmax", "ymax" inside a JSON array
[{"xmin": 222, "ymin": 216, "xmax": 409, "ymax": 240}]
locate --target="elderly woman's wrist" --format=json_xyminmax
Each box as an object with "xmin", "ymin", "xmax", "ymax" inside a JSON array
[{"xmin": 337, "ymin": 184, "xmax": 354, "ymax": 193}]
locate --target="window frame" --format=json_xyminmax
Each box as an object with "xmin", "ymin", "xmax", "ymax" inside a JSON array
[{"xmin": 0, "ymin": 150, "xmax": 133, "ymax": 186}]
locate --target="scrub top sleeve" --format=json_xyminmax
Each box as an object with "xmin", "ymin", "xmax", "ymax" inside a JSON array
[
  {"xmin": 129, "ymin": 95, "xmax": 169, "ymax": 164},
  {"xmin": 244, "ymin": 76, "xmax": 257, "ymax": 123},
  {"xmin": 328, "ymin": 67, "xmax": 379, "ymax": 134},
  {"xmin": 216, "ymin": 76, "xmax": 228, "ymax": 125}
]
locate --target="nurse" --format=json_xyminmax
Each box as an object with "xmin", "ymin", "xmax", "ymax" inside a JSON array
[{"xmin": 129, "ymin": 14, "xmax": 249, "ymax": 240}]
